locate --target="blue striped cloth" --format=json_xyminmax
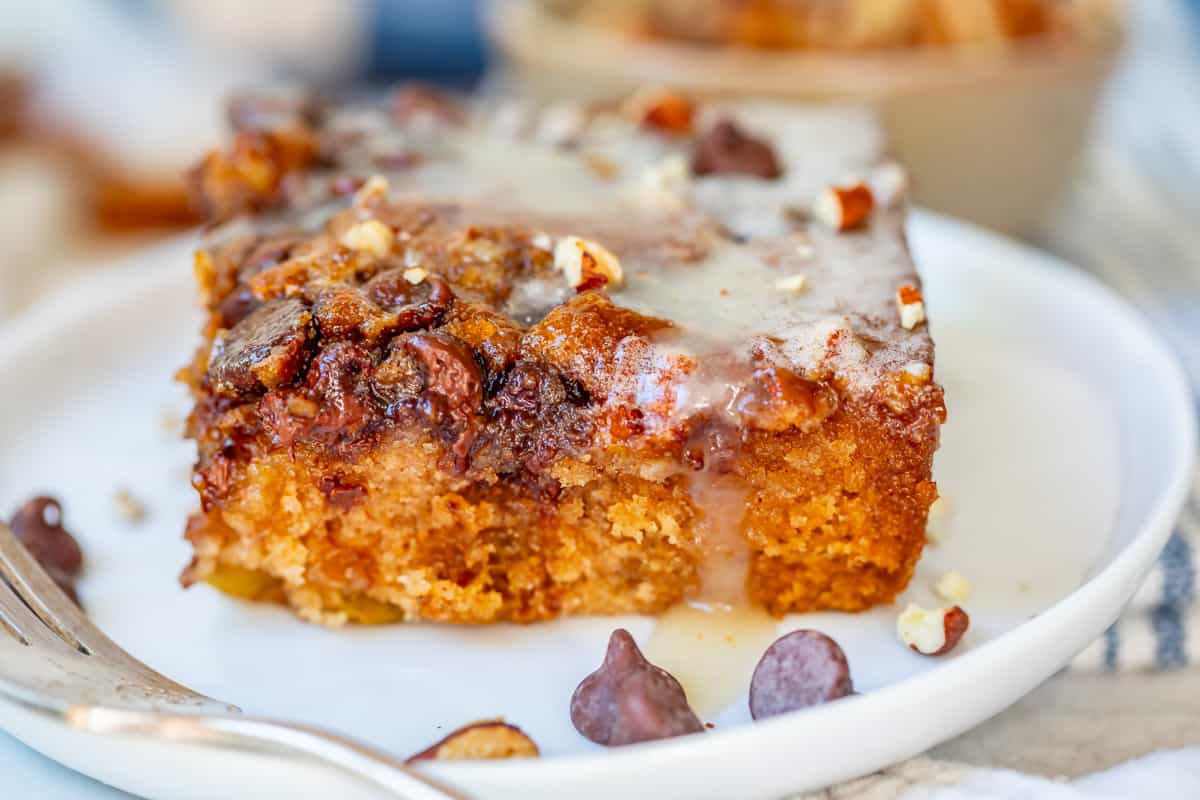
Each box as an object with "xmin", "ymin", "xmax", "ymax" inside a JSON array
[{"xmin": 1052, "ymin": 0, "xmax": 1200, "ymax": 671}]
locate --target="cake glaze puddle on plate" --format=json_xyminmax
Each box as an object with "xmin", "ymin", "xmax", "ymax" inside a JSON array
[{"xmin": 0, "ymin": 210, "xmax": 1192, "ymax": 800}]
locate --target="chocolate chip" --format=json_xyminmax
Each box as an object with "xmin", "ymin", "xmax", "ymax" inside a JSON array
[
  {"xmin": 493, "ymin": 362, "xmax": 567, "ymax": 415},
  {"xmin": 238, "ymin": 235, "xmax": 300, "ymax": 283},
  {"xmin": 749, "ymin": 630, "xmax": 853, "ymax": 720},
  {"xmin": 217, "ymin": 288, "xmax": 261, "ymax": 329},
  {"xmin": 692, "ymin": 119, "xmax": 783, "ymax": 179},
  {"xmin": 9, "ymin": 496, "xmax": 84, "ymax": 605},
  {"xmin": 400, "ymin": 332, "xmax": 483, "ymax": 424},
  {"xmin": 307, "ymin": 342, "xmax": 375, "ymax": 430},
  {"xmin": 208, "ymin": 298, "xmax": 314, "ymax": 397},
  {"xmin": 371, "ymin": 344, "xmax": 425, "ymax": 406},
  {"xmin": 364, "ymin": 269, "xmax": 455, "ymax": 332},
  {"xmin": 571, "ymin": 629, "xmax": 703, "ymax": 746}
]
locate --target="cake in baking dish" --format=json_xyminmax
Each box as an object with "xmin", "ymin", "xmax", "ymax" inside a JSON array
[
  {"xmin": 569, "ymin": 0, "xmax": 1116, "ymax": 50},
  {"xmin": 180, "ymin": 86, "xmax": 945, "ymax": 625}
]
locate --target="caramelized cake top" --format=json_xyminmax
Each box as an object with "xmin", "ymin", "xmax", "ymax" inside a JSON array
[{"xmin": 186, "ymin": 86, "xmax": 943, "ymax": 500}]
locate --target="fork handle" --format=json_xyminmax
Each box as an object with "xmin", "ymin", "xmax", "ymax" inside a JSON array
[{"xmin": 68, "ymin": 707, "xmax": 470, "ymax": 800}]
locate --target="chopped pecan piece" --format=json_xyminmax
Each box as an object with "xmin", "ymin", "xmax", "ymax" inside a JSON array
[
  {"xmin": 898, "ymin": 603, "xmax": 970, "ymax": 656},
  {"xmin": 734, "ymin": 367, "xmax": 838, "ymax": 432},
  {"xmin": 407, "ymin": 720, "xmax": 538, "ymax": 762},
  {"xmin": 624, "ymin": 88, "xmax": 695, "ymax": 135}
]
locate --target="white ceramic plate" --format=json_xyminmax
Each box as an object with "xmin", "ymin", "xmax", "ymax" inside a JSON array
[{"xmin": 0, "ymin": 211, "xmax": 1194, "ymax": 800}]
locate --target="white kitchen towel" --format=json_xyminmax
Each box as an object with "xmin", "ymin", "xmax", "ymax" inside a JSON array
[{"xmin": 805, "ymin": 749, "xmax": 1200, "ymax": 799}]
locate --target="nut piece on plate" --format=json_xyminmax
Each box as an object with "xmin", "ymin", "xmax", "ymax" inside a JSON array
[
  {"xmin": 407, "ymin": 720, "xmax": 539, "ymax": 763},
  {"xmin": 535, "ymin": 102, "xmax": 589, "ymax": 147},
  {"xmin": 774, "ymin": 273, "xmax": 808, "ymax": 293},
  {"xmin": 896, "ymin": 284, "xmax": 927, "ymax": 330},
  {"xmin": 113, "ymin": 488, "xmax": 147, "ymax": 523},
  {"xmin": 749, "ymin": 630, "xmax": 854, "ymax": 720},
  {"xmin": 8, "ymin": 496, "xmax": 85, "ymax": 606},
  {"xmin": 623, "ymin": 87, "xmax": 695, "ymax": 135},
  {"xmin": 812, "ymin": 183, "xmax": 875, "ymax": 231},
  {"xmin": 571, "ymin": 629, "xmax": 704, "ymax": 746},
  {"xmin": 897, "ymin": 603, "xmax": 970, "ymax": 656},
  {"xmin": 934, "ymin": 571, "xmax": 973, "ymax": 603},
  {"xmin": 554, "ymin": 235, "xmax": 624, "ymax": 292},
  {"xmin": 635, "ymin": 154, "xmax": 691, "ymax": 210}
]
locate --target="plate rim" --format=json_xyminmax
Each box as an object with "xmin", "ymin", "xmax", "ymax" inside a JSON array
[{"xmin": 0, "ymin": 210, "xmax": 1194, "ymax": 798}]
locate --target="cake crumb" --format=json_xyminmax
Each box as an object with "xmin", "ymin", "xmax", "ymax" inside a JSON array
[
  {"xmin": 934, "ymin": 571, "xmax": 972, "ymax": 603},
  {"xmin": 160, "ymin": 410, "xmax": 183, "ymax": 437},
  {"xmin": 925, "ymin": 496, "xmax": 952, "ymax": 544},
  {"xmin": 775, "ymin": 274, "xmax": 808, "ymax": 293},
  {"xmin": 113, "ymin": 488, "xmax": 146, "ymax": 523}
]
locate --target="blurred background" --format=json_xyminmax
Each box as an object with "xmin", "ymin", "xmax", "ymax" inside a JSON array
[{"xmin": 0, "ymin": 0, "xmax": 1195, "ymax": 403}]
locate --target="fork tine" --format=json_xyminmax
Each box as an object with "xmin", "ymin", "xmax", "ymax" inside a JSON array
[
  {"xmin": 0, "ymin": 577, "xmax": 34, "ymax": 646},
  {"xmin": 0, "ymin": 523, "xmax": 91, "ymax": 654},
  {"xmin": 0, "ymin": 523, "xmax": 226, "ymax": 707}
]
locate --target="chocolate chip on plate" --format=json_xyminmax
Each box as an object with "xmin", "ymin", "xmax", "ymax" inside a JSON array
[
  {"xmin": 692, "ymin": 118, "xmax": 783, "ymax": 179},
  {"xmin": 749, "ymin": 630, "xmax": 853, "ymax": 720},
  {"xmin": 8, "ymin": 496, "xmax": 85, "ymax": 605},
  {"xmin": 571, "ymin": 629, "xmax": 703, "ymax": 746}
]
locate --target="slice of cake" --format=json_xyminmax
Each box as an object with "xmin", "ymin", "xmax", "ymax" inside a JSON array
[{"xmin": 180, "ymin": 87, "xmax": 945, "ymax": 625}]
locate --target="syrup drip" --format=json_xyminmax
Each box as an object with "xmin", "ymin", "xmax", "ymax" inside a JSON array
[
  {"xmin": 646, "ymin": 601, "xmax": 779, "ymax": 718},
  {"xmin": 646, "ymin": 470, "xmax": 778, "ymax": 718}
]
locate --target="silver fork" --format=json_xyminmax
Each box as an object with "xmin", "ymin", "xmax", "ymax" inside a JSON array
[{"xmin": 0, "ymin": 522, "xmax": 469, "ymax": 800}]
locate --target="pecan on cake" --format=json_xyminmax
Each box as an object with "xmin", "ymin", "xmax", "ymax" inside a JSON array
[{"xmin": 180, "ymin": 86, "xmax": 945, "ymax": 625}]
